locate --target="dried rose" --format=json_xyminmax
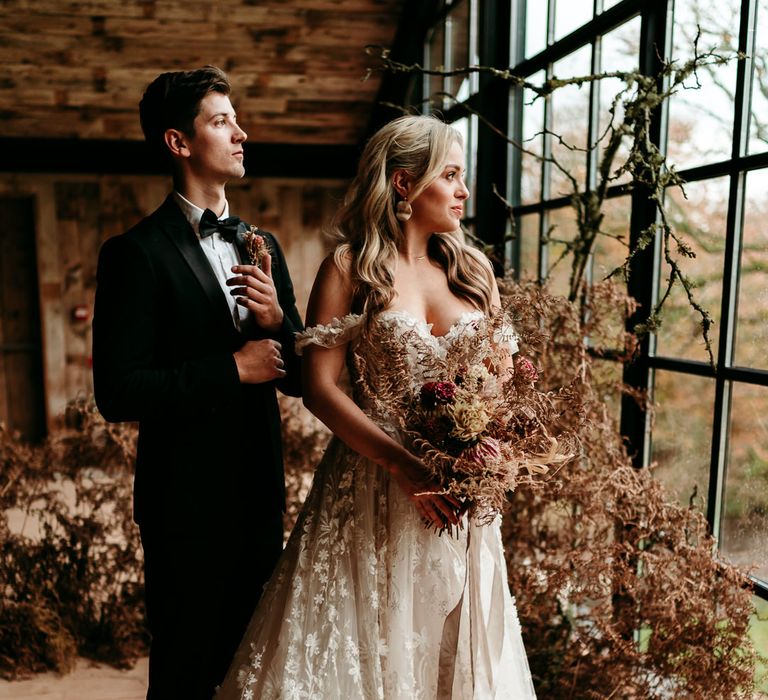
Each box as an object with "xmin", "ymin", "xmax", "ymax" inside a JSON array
[
  {"xmin": 244, "ymin": 225, "xmax": 270, "ymax": 268},
  {"xmin": 514, "ymin": 356, "xmax": 539, "ymax": 383},
  {"xmin": 434, "ymin": 381, "xmax": 456, "ymax": 403},
  {"xmin": 420, "ymin": 381, "xmax": 457, "ymax": 409}
]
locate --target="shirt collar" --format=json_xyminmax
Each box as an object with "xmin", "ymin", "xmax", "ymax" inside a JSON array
[{"xmin": 172, "ymin": 191, "xmax": 230, "ymax": 239}]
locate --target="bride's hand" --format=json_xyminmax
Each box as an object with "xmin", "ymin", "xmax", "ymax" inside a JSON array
[{"xmin": 390, "ymin": 455, "xmax": 463, "ymax": 530}]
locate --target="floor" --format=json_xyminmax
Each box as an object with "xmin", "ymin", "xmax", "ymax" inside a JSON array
[{"xmin": 0, "ymin": 658, "xmax": 148, "ymax": 700}]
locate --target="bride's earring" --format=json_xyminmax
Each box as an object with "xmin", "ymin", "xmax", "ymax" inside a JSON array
[{"xmin": 395, "ymin": 197, "xmax": 412, "ymax": 222}]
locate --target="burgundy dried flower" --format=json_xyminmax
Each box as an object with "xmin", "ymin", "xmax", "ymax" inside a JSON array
[
  {"xmin": 420, "ymin": 381, "xmax": 457, "ymax": 409},
  {"xmin": 514, "ymin": 356, "xmax": 539, "ymax": 383}
]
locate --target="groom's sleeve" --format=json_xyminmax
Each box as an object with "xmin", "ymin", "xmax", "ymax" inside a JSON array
[
  {"xmin": 92, "ymin": 233, "xmax": 241, "ymax": 422},
  {"xmin": 264, "ymin": 232, "xmax": 303, "ymax": 398}
]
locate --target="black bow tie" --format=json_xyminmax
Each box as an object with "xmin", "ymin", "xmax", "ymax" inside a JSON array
[{"xmin": 199, "ymin": 208, "xmax": 242, "ymax": 243}]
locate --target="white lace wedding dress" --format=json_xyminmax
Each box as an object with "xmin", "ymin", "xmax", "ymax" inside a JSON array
[{"xmin": 216, "ymin": 310, "xmax": 536, "ymax": 699}]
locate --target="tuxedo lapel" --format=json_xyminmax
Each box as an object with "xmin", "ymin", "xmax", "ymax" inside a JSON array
[{"xmin": 156, "ymin": 197, "xmax": 239, "ymax": 336}]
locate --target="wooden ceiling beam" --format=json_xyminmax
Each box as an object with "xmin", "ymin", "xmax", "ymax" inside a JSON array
[{"xmin": 0, "ymin": 137, "xmax": 359, "ymax": 178}]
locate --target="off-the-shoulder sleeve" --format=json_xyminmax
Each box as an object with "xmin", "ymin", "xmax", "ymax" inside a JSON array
[{"xmin": 294, "ymin": 313, "xmax": 365, "ymax": 355}]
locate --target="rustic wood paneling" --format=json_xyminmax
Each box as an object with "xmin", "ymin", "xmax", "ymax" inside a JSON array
[
  {"xmin": 0, "ymin": 196, "xmax": 47, "ymax": 441},
  {"xmin": 0, "ymin": 173, "xmax": 343, "ymax": 429},
  {"xmin": 0, "ymin": 0, "xmax": 403, "ymax": 144},
  {"xmin": 33, "ymin": 182, "xmax": 69, "ymax": 427}
]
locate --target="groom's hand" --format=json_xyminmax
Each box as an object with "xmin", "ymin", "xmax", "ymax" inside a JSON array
[
  {"xmin": 228, "ymin": 255, "xmax": 284, "ymax": 333},
  {"xmin": 233, "ymin": 339, "xmax": 286, "ymax": 384}
]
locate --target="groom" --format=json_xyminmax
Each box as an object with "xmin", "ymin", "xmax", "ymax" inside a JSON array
[{"xmin": 92, "ymin": 66, "xmax": 303, "ymax": 698}]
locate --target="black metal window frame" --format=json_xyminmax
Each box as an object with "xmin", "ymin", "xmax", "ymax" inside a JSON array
[{"xmin": 406, "ymin": 0, "xmax": 768, "ymax": 600}]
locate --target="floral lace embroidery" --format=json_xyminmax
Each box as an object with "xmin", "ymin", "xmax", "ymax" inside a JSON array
[
  {"xmin": 294, "ymin": 313, "xmax": 364, "ymax": 355},
  {"xmin": 216, "ymin": 312, "xmax": 536, "ymax": 700}
]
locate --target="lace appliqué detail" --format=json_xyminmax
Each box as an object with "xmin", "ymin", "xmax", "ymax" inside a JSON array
[
  {"xmin": 294, "ymin": 313, "xmax": 364, "ymax": 355},
  {"xmin": 217, "ymin": 311, "xmax": 537, "ymax": 700}
]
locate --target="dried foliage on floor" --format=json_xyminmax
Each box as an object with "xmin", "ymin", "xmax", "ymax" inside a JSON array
[
  {"xmin": 0, "ymin": 394, "xmax": 330, "ymax": 679},
  {"xmin": 500, "ymin": 280, "xmax": 757, "ymax": 699},
  {"xmin": 0, "ymin": 398, "xmax": 146, "ymax": 680},
  {"xmin": 0, "ymin": 284, "xmax": 758, "ymax": 694}
]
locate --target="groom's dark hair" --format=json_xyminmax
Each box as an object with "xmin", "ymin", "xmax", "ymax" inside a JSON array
[{"xmin": 139, "ymin": 65, "xmax": 231, "ymax": 167}]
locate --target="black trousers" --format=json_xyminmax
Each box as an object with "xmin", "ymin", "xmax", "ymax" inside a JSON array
[{"xmin": 140, "ymin": 510, "xmax": 284, "ymax": 700}]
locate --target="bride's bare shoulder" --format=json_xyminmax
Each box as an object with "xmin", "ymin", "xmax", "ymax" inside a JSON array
[
  {"xmin": 307, "ymin": 250, "xmax": 355, "ymax": 324},
  {"xmin": 315, "ymin": 250, "xmax": 353, "ymax": 290}
]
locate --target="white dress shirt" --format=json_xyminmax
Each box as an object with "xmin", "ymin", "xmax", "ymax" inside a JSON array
[{"xmin": 172, "ymin": 191, "xmax": 248, "ymax": 330}]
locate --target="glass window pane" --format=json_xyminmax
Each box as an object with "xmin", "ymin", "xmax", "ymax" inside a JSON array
[
  {"xmin": 525, "ymin": 0, "xmax": 548, "ymax": 59},
  {"xmin": 451, "ymin": 115, "xmax": 478, "ymax": 217},
  {"xmin": 602, "ymin": 0, "xmax": 624, "ymax": 10},
  {"xmin": 545, "ymin": 205, "xmax": 579, "ymax": 297},
  {"xmin": 721, "ymin": 382, "xmax": 768, "ymax": 583},
  {"xmin": 446, "ymin": 1, "xmax": 470, "ymax": 101},
  {"xmin": 516, "ymin": 213, "xmax": 540, "ymax": 281},
  {"xmin": 650, "ymin": 370, "xmax": 714, "ymax": 516},
  {"xmin": 598, "ymin": 16, "xmax": 641, "ymax": 187},
  {"xmin": 749, "ymin": 597, "xmax": 768, "ymax": 694},
  {"xmin": 734, "ymin": 168, "xmax": 768, "ymax": 369},
  {"xmin": 425, "ymin": 23, "xmax": 446, "ymax": 110},
  {"xmin": 667, "ymin": 0, "xmax": 739, "ymax": 170},
  {"xmin": 520, "ymin": 70, "xmax": 545, "ymax": 204},
  {"xmin": 469, "ymin": 0, "xmax": 480, "ymax": 91},
  {"xmin": 550, "ymin": 45, "xmax": 592, "ymax": 198},
  {"xmin": 594, "ymin": 195, "xmax": 631, "ymax": 283},
  {"xmin": 592, "ymin": 195, "xmax": 632, "ymax": 350},
  {"xmin": 750, "ymin": 2, "xmax": 768, "ymax": 154},
  {"xmin": 554, "ymin": 0, "xmax": 593, "ymax": 41},
  {"xmin": 654, "ymin": 177, "xmax": 727, "ymax": 364}
]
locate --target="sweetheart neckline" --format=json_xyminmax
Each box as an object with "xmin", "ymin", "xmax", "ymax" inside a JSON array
[{"xmin": 378, "ymin": 308, "xmax": 483, "ymax": 340}]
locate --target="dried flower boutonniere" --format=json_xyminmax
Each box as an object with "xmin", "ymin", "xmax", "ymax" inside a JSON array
[{"xmin": 244, "ymin": 225, "xmax": 270, "ymax": 269}]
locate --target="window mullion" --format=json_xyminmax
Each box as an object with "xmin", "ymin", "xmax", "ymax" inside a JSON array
[
  {"xmin": 538, "ymin": 0, "xmax": 556, "ymax": 283},
  {"xmin": 508, "ymin": 0, "xmax": 527, "ymax": 274},
  {"xmin": 706, "ymin": 0, "xmax": 758, "ymax": 544},
  {"xmin": 585, "ymin": 34, "xmax": 601, "ymax": 288},
  {"xmin": 619, "ymin": 0, "xmax": 673, "ymax": 468}
]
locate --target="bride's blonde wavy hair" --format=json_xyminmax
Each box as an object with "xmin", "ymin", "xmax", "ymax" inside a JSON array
[{"xmin": 330, "ymin": 114, "xmax": 495, "ymax": 318}]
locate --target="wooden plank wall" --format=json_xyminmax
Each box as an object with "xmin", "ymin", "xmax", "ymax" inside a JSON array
[
  {"xmin": 0, "ymin": 0, "xmax": 403, "ymax": 144},
  {"xmin": 0, "ymin": 173, "xmax": 345, "ymax": 431}
]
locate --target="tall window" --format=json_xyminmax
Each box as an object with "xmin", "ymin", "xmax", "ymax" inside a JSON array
[
  {"xmin": 424, "ymin": 1, "xmax": 481, "ymax": 234},
  {"xmin": 421, "ymin": 0, "xmax": 768, "ymax": 608}
]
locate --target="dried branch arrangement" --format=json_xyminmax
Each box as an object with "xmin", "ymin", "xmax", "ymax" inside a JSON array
[
  {"xmin": 0, "ymin": 395, "xmax": 331, "ymax": 679},
  {"xmin": 367, "ymin": 36, "xmax": 740, "ymax": 365},
  {"xmin": 498, "ymin": 280, "xmax": 757, "ymax": 699},
  {"xmin": 0, "ymin": 398, "xmax": 146, "ymax": 679}
]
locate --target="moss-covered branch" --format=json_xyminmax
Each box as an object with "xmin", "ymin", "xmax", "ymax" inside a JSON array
[{"xmin": 366, "ymin": 38, "xmax": 742, "ymax": 366}]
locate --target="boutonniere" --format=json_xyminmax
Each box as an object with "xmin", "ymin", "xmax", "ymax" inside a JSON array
[{"xmin": 243, "ymin": 225, "xmax": 270, "ymax": 268}]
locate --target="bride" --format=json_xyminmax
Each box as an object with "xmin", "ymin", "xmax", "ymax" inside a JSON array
[{"xmin": 216, "ymin": 115, "xmax": 536, "ymax": 699}]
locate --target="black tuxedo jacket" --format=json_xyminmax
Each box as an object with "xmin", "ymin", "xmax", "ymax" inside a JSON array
[{"xmin": 93, "ymin": 195, "xmax": 303, "ymax": 537}]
